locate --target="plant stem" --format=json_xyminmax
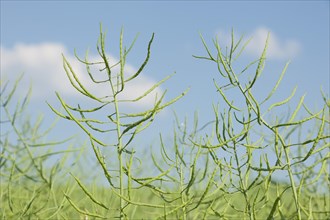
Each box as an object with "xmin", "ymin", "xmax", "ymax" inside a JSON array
[
  {"xmin": 113, "ymin": 88, "xmax": 124, "ymax": 219},
  {"xmin": 180, "ymin": 164, "xmax": 187, "ymax": 220}
]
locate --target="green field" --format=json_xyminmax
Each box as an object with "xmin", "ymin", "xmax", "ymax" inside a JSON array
[{"xmin": 1, "ymin": 26, "xmax": 329, "ymax": 219}]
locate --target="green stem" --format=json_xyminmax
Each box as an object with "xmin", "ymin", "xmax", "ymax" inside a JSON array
[
  {"xmin": 180, "ymin": 164, "xmax": 187, "ymax": 220},
  {"xmin": 114, "ymin": 94, "xmax": 124, "ymax": 219},
  {"xmin": 283, "ymin": 147, "xmax": 301, "ymax": 219}
]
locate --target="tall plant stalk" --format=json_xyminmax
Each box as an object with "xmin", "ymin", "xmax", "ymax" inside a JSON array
[
  {"xmin": 48, "ymin": 24, "xmax": 187, "ymax": 219},
  {"xmin": 193, "ymin": 29, "xmax": 329, "ymax": 220}
]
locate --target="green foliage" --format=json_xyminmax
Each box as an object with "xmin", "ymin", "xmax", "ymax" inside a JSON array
[
  {"xmin": 189, "ymin": 30, "xmax": 330, "ymax": 219},
  {"xmin": 0, "ymin": 74, "xmax": 83, "ymax": 219},
  {"xmin": 1, "ymin": 25, "xmax": 329, "ymax": 220},
  {"xmin": 47, "ymin": 24, "xmax": 188, "ymax": 219}
]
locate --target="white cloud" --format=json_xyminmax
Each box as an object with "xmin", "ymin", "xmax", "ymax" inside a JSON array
[
  {"xmin": 216, "ymin": 27, "xmax": 301, "ymax": 60},
  {"xmin": 1, "ymin": 42, "xmax": 163, "ymax": 109}
]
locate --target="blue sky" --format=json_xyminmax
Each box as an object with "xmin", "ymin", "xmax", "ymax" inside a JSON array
[{"xmin": 1, "ymin": 1, "xmax": 329, "ymax": 147}]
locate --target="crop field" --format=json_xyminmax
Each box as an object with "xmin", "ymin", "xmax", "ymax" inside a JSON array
[{"xmin": 1, "ymin": 25, "xmax": 329, "ymax": 219}]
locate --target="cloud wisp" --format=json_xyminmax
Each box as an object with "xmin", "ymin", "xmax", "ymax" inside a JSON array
[
  {"xmin": 216, "ymin": 27, "xmax": 301, "ymax": 60},
  {"xmin": 1, "ymin": 42, "xmax": 163, "ymax": 109}
]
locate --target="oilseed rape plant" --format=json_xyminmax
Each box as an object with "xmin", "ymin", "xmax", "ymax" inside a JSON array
[{"xmin": 1, "ymin": 25, "xmax": 329, "ymax": 219}]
